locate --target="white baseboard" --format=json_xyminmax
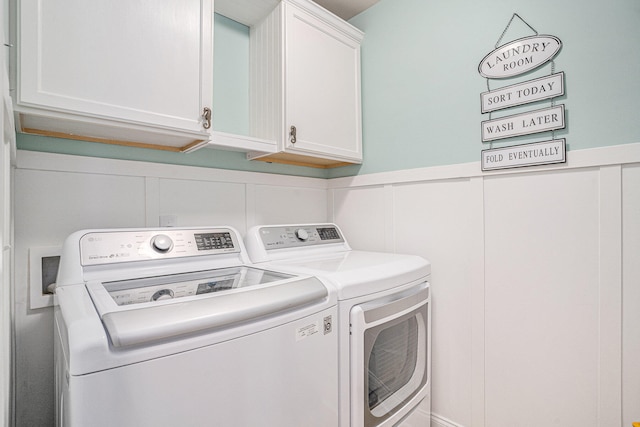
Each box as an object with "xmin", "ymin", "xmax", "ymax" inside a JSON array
[
  {"xmin": 398, "ymin": 406, "xmax": 430, "ymax": 426},
  {"xmin": 431, "ymin": 412, "xmax": 466, "ymax": 427}
]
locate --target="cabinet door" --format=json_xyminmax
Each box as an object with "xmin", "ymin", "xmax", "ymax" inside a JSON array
[
  {"xmin": 284, "ymin": 3, "xmax": 362, "ymax": 162},
  {"xmin": 18, "ymin": 0, "xmax": 212, "ymax": 135}
]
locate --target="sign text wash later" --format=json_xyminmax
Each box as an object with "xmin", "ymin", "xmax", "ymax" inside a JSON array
[{"xmin": 481, "ymin": 105, "xmax": 565, "ymax": 142}]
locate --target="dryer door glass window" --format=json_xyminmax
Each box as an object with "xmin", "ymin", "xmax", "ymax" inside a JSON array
[{"xmin": 367, "ymin": 317, "xmax": 418, "ymax": 410}]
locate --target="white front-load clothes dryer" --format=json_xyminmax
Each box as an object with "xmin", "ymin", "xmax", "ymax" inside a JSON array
[
  {"xmin": 53, "ymin": 226, "xmax": 338, "ymax": 427},
  {"xmin": 245, "ymin": 223, "xmax": 432, "ymax": 427}
]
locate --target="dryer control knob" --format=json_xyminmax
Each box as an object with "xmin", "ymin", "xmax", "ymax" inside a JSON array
[
  {"xmin": 295, "ymin": 228, "xmax": 309, "ymax": 241},
  {"xmin": 151, "ymin": 234, "xmax": 173, "ymax": 253}
]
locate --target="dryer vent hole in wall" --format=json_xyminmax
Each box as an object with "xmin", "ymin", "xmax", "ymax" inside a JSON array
[{"xmin": 41, "ymin": 255, "xmax": 60, "ymax": 295}]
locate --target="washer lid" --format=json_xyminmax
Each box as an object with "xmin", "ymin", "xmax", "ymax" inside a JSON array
[{"xmin": 86, "ymin": 267, "xmax": 328, "ymax": 347}]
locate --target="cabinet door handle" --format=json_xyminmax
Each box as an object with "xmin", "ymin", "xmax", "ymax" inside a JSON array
[
  {"xmin": 202, "ymin": 107, "xmax": 212, "ymax": 130},
  {"xmin": 290, "ymin": 125, "xmax": 297, "ymax": 144}
]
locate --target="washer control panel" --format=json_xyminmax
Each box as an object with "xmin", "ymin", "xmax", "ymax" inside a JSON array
[
  {"xmin": 258, "ymin": 224, "xmax": 344, "ymax": 250},
  {"xmin": 80, "ymin": 228, "xmax": 240, "ymax": 266}
]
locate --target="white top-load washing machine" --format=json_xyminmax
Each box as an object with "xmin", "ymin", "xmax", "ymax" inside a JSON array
[
  {"xmin": 245, "ymin": 224, "xmax": 432, "ymax": 427},
  {"xmin": 54, "ymin": 226, "xmax": 338, "ymax": 427}
]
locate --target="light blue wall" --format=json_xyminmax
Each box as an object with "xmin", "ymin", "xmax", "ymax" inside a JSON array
[
  {"xmin": 213, "ymin": 14, "xmax": 249, "ymax": 136},
  {"xmin": 16, "ymin": 2, "xmax": 640, "ymax": 178},
  {"xmin": 328, "ymin": 0, "xmax": 640, "ymax": 178}
]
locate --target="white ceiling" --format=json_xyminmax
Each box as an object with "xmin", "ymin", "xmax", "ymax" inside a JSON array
[
  {"xmin": 216, "ymin": 0, "xmax": 380, "ymax": 27},
  {"xmin": 313, "ymin": 0, "xmax": 380, "ymax": 20}
]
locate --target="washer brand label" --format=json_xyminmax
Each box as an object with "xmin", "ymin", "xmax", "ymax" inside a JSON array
[{"xmin": 296, "ymin": 321, "xmax": 320, "ymax": 341}]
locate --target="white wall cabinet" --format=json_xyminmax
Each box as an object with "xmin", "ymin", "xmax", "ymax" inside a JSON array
[
  {"xmin": 14, "ymin": 0, "xmax": 213, "ymax": 152},
  {"xmin": 14, "ymin": 0, "xmax": 363, "ymax": 166},
  {"xmin": 247, "ymin": 0, "xmax": 363, "ymax": 168}
]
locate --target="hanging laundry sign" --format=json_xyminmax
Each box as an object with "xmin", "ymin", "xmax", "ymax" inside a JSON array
[
  {"xmin": 481, "ymin": 72, "xmax": 564, "ymax": 113},
  {"xmin": 478, "ymin": 35, "xmax": 562, "ymax": 79},
  {"xmin": 481, "ymin": 139, "xmax": 565, "ymax": 171},
  {"xmin": 482, "ymin": 104, "xmax": 565, "ymax": 142},
  {"xmin": 478, "ymin": 14, "xmax": 567, "ymax": 171}
]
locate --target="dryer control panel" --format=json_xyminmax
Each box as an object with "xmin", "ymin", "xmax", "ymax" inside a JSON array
[
  {"xmin": 79, "ymin": 228, "xmax": 241, "ymax": 266},
  {"xmin": 258, "ymin": 224, "xmax": 344, "ymax": 250}
]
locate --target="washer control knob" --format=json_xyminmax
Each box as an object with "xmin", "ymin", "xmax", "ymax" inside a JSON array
[
  {"xmin": 151, "ymin": 289, "xmax": 174, "ymax": 301},
  {"xmin": 295, "ymin": 228, "xmax": 309, "ymax": 241},
  {"xmin": 151, "ymin": 234, "xmax": 173, "ymax": 253}
]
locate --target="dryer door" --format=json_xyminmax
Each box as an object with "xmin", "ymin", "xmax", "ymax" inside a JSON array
[{"xmin": 350, "ymin": 282, "xmax": 431, "ymax": 427}]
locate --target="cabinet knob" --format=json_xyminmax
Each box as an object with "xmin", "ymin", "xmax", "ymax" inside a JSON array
[
  {"xmin": 202, "ymin": 107, "xmax": 212, "ymax": 130},
  {"xmin": 290, "ymin": 125, "xmax": 297, "ymax": 144}
]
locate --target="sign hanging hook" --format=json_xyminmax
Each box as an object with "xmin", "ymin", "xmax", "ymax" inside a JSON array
[{"xmin": 494, "ymin": 13, "xmax": 539, "ymax": 48}]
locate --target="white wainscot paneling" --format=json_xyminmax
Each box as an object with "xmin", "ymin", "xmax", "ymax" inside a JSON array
[
  {"xmin": 158, "ymin": 178, "xmax": 247, "ymax": 233},
  {"xmin": 484, "ymin": 168, "xmax": 600, "ymax": 427},
  {"xmin": 15, "ymin": 169, "xmax": 147, "ymax": 242},
  {"xmin": 251, "ymin": 185, "xmax": 328, "ymax": 227},
  {"xmin": 14, "ymin": 168, "xmax": 147, "ymax": 427},
  {"xmin": 332, "ymin": 186, "xmax": 387, "ymax": 251},
  {"xmin": 622, "ymin": 164, "xmax": 640, "ymax": 427},
  {"xmin": 393, "ymin": 179, "xmax": 477, "ymax": 427}
]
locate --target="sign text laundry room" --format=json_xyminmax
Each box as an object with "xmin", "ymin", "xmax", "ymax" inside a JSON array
[{"xmin": 478, "ymin": 35, "xmax": 562, "ymax": 79}]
